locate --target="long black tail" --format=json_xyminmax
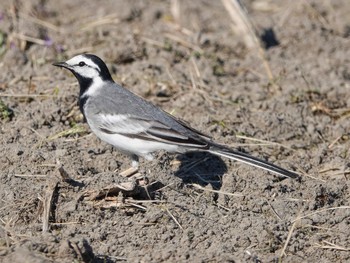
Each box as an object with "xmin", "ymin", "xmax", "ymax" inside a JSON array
[{"xmin": 209, "ymin": 144, "xmax": 299, "ymax": 179}]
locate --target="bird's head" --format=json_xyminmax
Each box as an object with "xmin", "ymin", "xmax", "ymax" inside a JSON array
[{"xmin": 53, "ymin": 54, "xmax": 113, "ymax": 83}]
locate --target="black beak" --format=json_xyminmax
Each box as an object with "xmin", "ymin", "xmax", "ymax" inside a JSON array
[{"xmin": 52, "ymin": 61, "xmax": 70, "ymax": 69}]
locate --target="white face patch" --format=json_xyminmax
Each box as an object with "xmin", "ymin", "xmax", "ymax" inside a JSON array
[{"xmin": 65, "ymin": 55, "xmax": 101, "ymax": 79}]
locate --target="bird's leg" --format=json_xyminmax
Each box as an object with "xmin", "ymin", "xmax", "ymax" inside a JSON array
[
  {"xmin": 144, "ymin": 153, "xmax": 154, "ymax": 162},
  {"xmin": 118, "ymin": 154, "xmax": 151, "ymax": 189},
  {"xmin": 84, "ymin": 155, "xmax": 143, "ymax": 204},
  {"xmin": 131, "ymin": 154, "xmax": 139, "ymax": 168},
  {"xmin": 118, "ymin": 154, "xmax": 148, "ymax": 191},
  {"xmin": 137, "ymin": 154, "xmax": 153, "ymax": 184}
]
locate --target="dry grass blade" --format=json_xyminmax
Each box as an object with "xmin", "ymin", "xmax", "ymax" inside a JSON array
[
  {"xmin": 235, "ymin": 134, "xmax": 294, "ymax": 151},
  {"xmin": 266, "ymin": 199, "xmax": 282, "ymax": 220},
  {"xmin": 279, "ymin": 216, "xmax": 299, "ymax": 260},
  {"xmin": 189, "ymin": 69, "xmax": 214, "ymax": 107},
  {"xmin": 301, "ymin": 0, "xmax": 340, "ymax": 34},
  {"xmin": 221, "ymin": 0, "xmax": 277, "ymax": 89},
  {"xmin": 164, "ymin": 33, "xmax": 203, "ymax": 53},
  {"xmin": 221, "ymin": 0, "xmax": 255, "ymax": 48},
  {"xmin": 80, "ymin": 13, "xmax": 120, "ymax": 31},
  {"xmin": 302, "ymin": 224, "xmax": 333, "ymax": 231},
  {"xmin": 70, "ymin": 242, "xmax": 84, "ymax": 261},
  {"xmin": 295, "ymin": 167, "xmax": 324, "ymax": 182},
  {"xmin": 0, "ymin": 224, "xmax": 10, "ymax": 248},
  {"xmin": 190, "ymin": 183, "xmax": 244, "ymax": 197},
  {"xmin": 311, "ymin": 102, "xmax": 350, "ymax": 119},
  {"xmin": 0, "ymin": 93, "xmax": 58, "ymax": 98},
  {"xmin": 191, "ymin": 56, "xmax": 202, "ymax": 80},
  {"xmin": 47, "ymin": 125, "xmax": 87, "ymax": 141},
  {"xmin": 168, "ymin": 0, "xmax": 194, "ymax": 35},
  {"xmin": 318, "ymin": 168, "xmax": 350, "ymax": 179},
  {"xmin": 141, "ymin": 37, "xmax": 165, "ymax": 48},
  {"xmin": 51, "ymin": 221, "xmax": 80, "ymax": 226},
  {"xmin": 279, "ymin": 224, "xmax": 295, "ymax": 258},
  {"xmin": 328, "ymin": 135, "xmax": 343, "ymax": 149},
  {"xmin": 282, "ymin": 197, "xmax": 310, "ymax": 202},
  {"xmin": 170, "ymin": 0, "xmax": 180, "ymax": 24},
  {"xmin": 14, "ymin": 174, "xmax": 47, "ymax": 178},
  {"xmin": 165, "ymin": 207, "xmax": 183, "ymax": 230},
  {"xmin": 314, "ymin": 240, "xmax": 350, "ymax": 251},
  {"xmin": 125, "ymin": 202, "xmax": 147, "ymax": 211},
  {"xmin": 233, "ymin": 143, "xmax": 287, "ymax": 148},
  {"xmin": 19, "ymin": 12, "xmax": 64, "ymax": 33},
  {"xmin": 125, "ymin": 199, "xmax": 166, "ymax": 204},
  {"xmin": 252, "ymin": 0, "xmax": 280, "ymax": 12},
  {"xmin": 291, "ymin": 206, "xmax": 350, "ymax": 223},
  {"xmin": 11, "ymin": 33, "xmax": 49, "ymax": 46}
]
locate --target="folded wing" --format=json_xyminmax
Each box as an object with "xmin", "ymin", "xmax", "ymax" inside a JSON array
[{"xmin": 97, "ymin": 114, "xmax": 209, "ymax": 149}]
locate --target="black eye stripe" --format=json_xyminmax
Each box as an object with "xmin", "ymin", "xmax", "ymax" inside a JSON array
[{"xmin": 74, "ymin": 62, "xmax": 101, "ymax": 74}]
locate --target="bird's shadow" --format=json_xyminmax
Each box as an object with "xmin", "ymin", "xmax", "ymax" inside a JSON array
[{"xmin": 173, "ymin": 151, "xmax": 228, "ymax": 190}]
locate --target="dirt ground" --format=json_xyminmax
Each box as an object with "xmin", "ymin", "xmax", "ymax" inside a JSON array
[{"xmin": 0, "ymin": 0, "xmax": 349, "ymax": 262}]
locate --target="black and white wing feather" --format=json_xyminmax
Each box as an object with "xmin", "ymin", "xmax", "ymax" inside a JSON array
[
  {"xmin": 94, "ymin": 113, "xmax": 298, "ymax": 178},
  {"xmin": 96, "ymin": 114, "xmax": 210, "ymax": 149}
]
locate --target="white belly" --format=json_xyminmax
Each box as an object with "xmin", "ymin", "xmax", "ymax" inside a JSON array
[{"xmin": 90, "ymin": 126, "xmax": 180, "ymax": 158}]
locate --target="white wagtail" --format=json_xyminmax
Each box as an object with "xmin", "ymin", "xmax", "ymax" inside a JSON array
[{"xmin": 53, "ymin": 54, "xmax": 298, "ymax": 179}]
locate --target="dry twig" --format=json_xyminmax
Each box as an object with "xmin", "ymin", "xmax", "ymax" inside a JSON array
[
  {"xmin": 14, "ymin": 174, "xmax": 47, "ymax": 178},
  {"xmin": 40, "ymin": 181, "xmax": 58, "ymax": 232}
]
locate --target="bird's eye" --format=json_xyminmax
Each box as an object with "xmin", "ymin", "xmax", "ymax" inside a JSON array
[{"xmin": 78, "ymin": 61, "xmax": 86, "ymax": 67}]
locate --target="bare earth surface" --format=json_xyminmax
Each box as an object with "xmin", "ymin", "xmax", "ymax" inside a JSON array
[{"xmin": 0, "ymin": 0, "xmax": 350, "ymax": 262}]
